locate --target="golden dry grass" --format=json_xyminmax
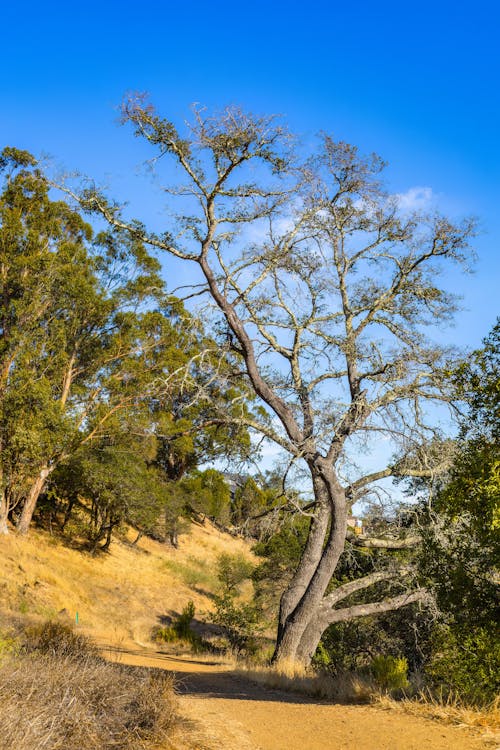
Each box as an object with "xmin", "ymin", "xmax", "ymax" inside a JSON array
[
  {"xmin": 238, "ymin": 658, "xmax": 374, "ymax": 703},
  {"xmin": 0, "ymin": 521, "xmax": 255, "ymax": 648},
  {"xmin": 374, "ymin": 692, "xmax": 500, "ymax": 745},
  {"xmin": 0, "ymin": 621, "xmax": 198, "ymax": 750}
]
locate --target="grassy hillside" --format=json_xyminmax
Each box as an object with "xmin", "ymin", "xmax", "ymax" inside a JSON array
[{"xmin": 0, "ymin": 522, "xmax": 255, "ymax": 647}]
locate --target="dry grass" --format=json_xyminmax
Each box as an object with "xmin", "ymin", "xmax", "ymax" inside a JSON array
[
  {"xmin": 0, "ymin": 655, "xmax": 182, "ymax": 750},
  {"xmin": 0, "ymin": 521, "xmax": 255, "ymax": 648},
  {"xmin": 238, "ymin": 658, "xmax": 375, "ymax": 703},
  {"xmin": 0, "ymin": 524, "xmax": 256, "ymax": 749},
  {"xmin": 375, "ymin": 692, "xmax": 500, "ymax": 745},
  {"xmin": 0, "ymin": 621, "xmax": 188, "ymax": 750}
]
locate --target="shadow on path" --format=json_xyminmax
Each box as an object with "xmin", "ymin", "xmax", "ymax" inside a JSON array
[{"xmin": 102, "ymin": 644, "xmax": 324, "ymax": 705}]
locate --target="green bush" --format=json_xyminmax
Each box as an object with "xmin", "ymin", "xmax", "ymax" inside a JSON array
[
  {"xmin": 155, "ymin": 601, "xmax": 202, "ymax": 649},
  {"xmin": 217, "ymin": 553, "xmax": 254, "ymax": 595},
  {"xmin": 212, "ymin": 553, "xmax": 263, "ymax": 655},
  {"xmin": 212, "ymin": 593, "xmax": 262, "ymax": 654},
  {"xmin": 426, "ymin": 625, "xmax": 500, "ymax": 705},
  {"xmin": 174, "ymin": 600, "xmax": 196, "ymax": 640},
  {"xmin": 370, "ymin": 654, "xmax": 409, "ymax": 691},
  {"xmin": 154, "ymin": 626, "xmax": 178, "ymax": 643}
]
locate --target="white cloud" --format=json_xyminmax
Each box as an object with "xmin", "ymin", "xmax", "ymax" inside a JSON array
[{"xmin": 394, "ymin": 186, "xmax": 434, "ymax": 213}]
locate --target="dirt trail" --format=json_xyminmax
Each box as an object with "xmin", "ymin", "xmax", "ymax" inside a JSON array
[{"xmin": 104, "ymin": 646, "xmax": 487, "ymax": 750}]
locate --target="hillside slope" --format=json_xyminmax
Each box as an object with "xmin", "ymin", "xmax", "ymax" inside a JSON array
[{"xmin": 0, "ymin": 522, "xmax": 254, "ymax": 646}]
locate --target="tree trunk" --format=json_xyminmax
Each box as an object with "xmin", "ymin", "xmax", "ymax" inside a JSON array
[
  {"xmin": 295, "ymin": 613, "xmax": 330, "ymax": 664},
  {"xmin": 61, "ymin": 497, "xmax": 75, "ymax": 531},
  {"xmin": 272, "ymin": 463, "xmax": 348, "ymax": 663},
  {"xmin": 16, "ymin": 466, "xmax": 52, "ymax": 535},
  {"xmin": 0, "ymin": 490, "xmax": 9, "ymax": 535},
  {"xmin": 101, "ymin": 521, "xmax": 116, "ymax": 552},
  {"xmin": 131, "ymin": 529, "xmax": 143, "ymax": 546}
]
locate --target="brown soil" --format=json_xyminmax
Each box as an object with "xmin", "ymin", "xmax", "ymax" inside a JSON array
[{"xmin": 104, "ymin": 646, "xmax": 488, "ymax": 750}]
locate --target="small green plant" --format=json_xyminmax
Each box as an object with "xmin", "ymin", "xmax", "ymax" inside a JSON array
[
  {"xmin": 154, "ymin": 626, "xmax": 177, "ymax": 643},
  {"xmin": 155, "ymin": 601, "xmax": 202, "ymax": 649},
  {"xmin": 0, "ymin": 634, "xmax": 18, "ymax": 660},
  {"xmin": 217, "ymin": 553, "xmax": 254, "ymax": 595},
  {"xmin": 211, "ymin": 553, "xmax": 263, "ymax": 655},
  {"xmin": 174, "ymin": 600, "xmax": 196, "ymax": 640},
  {"xmin": 212, "ymin": 593, "xmax": 262, "ymax": 654},
  {"xmin": 370, "ymin": 654, "xmax": 409, "ymax": 692}
]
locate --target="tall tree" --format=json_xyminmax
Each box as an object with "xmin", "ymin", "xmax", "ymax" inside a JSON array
[
  {"xmin": 422, "ymin": 320, "xmax": 500, "ymax": 628},
  {"xmin": 0, "ymin": 148, "xmax": 213, "ymax": 534},
  {"xmin": 74, "ymin": 99, "xmax": 475, "ymax": 663}
]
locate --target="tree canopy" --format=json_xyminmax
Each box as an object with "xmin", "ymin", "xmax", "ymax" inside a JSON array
[
  {"xmin": 73, "ymin": 99, "xmax": 476, "ymax": 663},
  {"xmin": 0, "ymin": 146, "xmax": 251, "ymax": 542}
]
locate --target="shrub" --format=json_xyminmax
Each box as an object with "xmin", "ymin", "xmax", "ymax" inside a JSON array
[
  {"xmin": 370, "ymin": 654, "xmax": 409, "ymax": 692},
  {"xmin": 217, "ymin": 553, "xmax": 254, "ymax": 595},
  {"xmin": 175, "ymin": 600, "xmax": 196, "ymax": 640},
  {"xmin": 155, "ymin": 601, "xmax": 203, "ymax": 650},
  {"xmin": 212, "ymin": 593, "xmax": 262, "ymax": 655},
  {"xmin": 22, "ymin": 620, "xmax": 99, "ymax": 660},
  {"xmin": 426, "ymin": 625, "xmax": 500, "ymax": 705},
  {"xmin": 0, "ymin": 625, "xmax": 181, "ymax": 750}
]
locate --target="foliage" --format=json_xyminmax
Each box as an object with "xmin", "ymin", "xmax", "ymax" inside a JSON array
[
  {"xmin": 370, "ymin": 654, "xmax": 409, "ymax": 692},
  {"xmin": 50, "ymin": 436, "xmax": 168, "ymax": 551},
  {"xmin": 155, "ymin": 601, "xmax": 201, "ymax": 648},
  {"xmin": 179, "ymin": 469, "xmax": 232, "ymax": 524},
  {"xmin": 217, "ymin": 553, "xmax": 255, "ymax": 594},
  {"xmin": 314, "ymin": 603, "xmax": 434, "ymax": 676},
  {"xmin": 253, "ymin": 515, "xmax": 310, "ymax": 614},
  {"xmin": 212, "ymin": 594, "xmax": 262, "ymax": 654},
  {"xmin": 0, "ymin": 146, "xmax": 255, "ymax": 540},
  {"xmin": 212, "ymin": 553, "xmax": 262, "ymax": 654},
  {"xmin": 419, "ymin": 320, "xmax": 500, "ymax": 702},
  {"xmin": 426, "ymin": 625, "xmax": 500, "ymax": 705},
  {"xmin": 174, "ymin": 600, "xmax": 196, "ymax": 640}
]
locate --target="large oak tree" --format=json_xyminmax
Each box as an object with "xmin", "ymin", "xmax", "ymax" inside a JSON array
[{"xmin": 74, "ymin": 99, "xmax": 475, "ymax": 663}]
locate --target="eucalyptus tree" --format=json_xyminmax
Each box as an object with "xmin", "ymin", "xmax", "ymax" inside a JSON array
[
  {"xmin": 0, "ymin": 148, "xmax": 210, "ymax": 535},
  {"xmin": 76, "ymin": 98, "xmax": 475, "ymax": 663}
]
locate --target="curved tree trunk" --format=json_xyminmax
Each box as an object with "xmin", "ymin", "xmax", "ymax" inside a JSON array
[
  {"xmin": 272, "ymin": 463, "xmax": 348, "ymax": 663},
  {"xmin": 295, "ymin": 614, "xmax": 330, "ymax": 664},
  {"xmin": 274, "ymin": 474, "xmax": 331, "ymax": 647}
]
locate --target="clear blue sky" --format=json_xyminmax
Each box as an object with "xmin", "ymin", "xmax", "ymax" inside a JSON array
[{"xmin": 2, "ymin": 0, "xmax": 499, "ymax": 348}]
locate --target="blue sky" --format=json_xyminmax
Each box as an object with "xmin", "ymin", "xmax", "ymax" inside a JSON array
[{"xmin": 1, "ymin": 0, "xmax": 499, "ymax": 348}]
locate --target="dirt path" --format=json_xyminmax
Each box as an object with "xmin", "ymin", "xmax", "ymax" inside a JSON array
[{"xmin": 104, "ymin": 646, "xmax": 489, "ymax": 750}]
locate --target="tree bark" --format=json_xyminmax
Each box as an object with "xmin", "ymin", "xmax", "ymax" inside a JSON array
[
  {"xmin": 16, "ymin": 466, "xmax": 52, "ymax": 535},
  {"xmin": 295, "ymin": 590, "xmax": 427, "ymax": 664},
  {"xmin": 0, "ymin": 490, "xmax": 9, "ymax": 534},
  {"xmin": 272, "ymin": 463, "xmax": 348, "ymax": 663},
  {"xmin": 275, "ymin": 475, "xmax": 331, "ymax": 645}
]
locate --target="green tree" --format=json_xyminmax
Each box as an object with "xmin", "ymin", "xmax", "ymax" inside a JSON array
[
  {"xmin": 51, "ymin": 435, "xmax": 168, "ymax": 552},
  {"xmin": 420, "ymin": 321, "xmax": 500, "ymax": 701},
  {"xmin": 178, "ymin": 468, "xmax": 232, "ymax": 525},
  {"xmin": 0, "ymin": 148, "xmax": 210, "ymax": 535}
]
